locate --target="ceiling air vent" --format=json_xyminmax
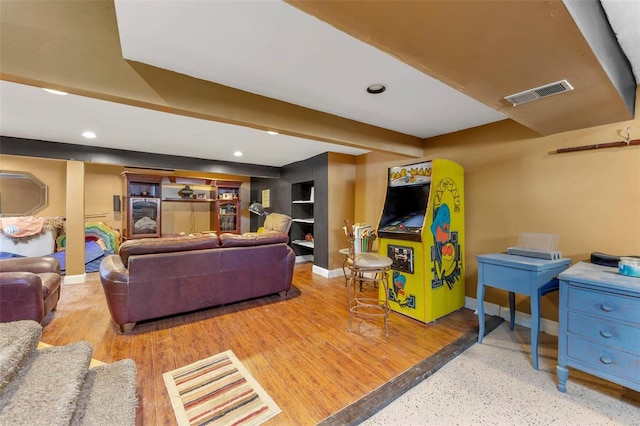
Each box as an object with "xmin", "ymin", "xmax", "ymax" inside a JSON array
[{"xmin": 504, "ymin": 80, "xmax": 573, "ymax": 106}]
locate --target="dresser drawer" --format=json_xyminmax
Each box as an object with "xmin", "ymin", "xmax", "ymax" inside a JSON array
[
  {"xmin": 567, "ymin": 335, "xmax": 640, "ymax": 387},
  {"xmin": 567, "ymin": 286, "xmax": 640, "ymax": 323},
  {"xmin": 568, "ymin": 312, "xmax": 640, "ymax": 355}
]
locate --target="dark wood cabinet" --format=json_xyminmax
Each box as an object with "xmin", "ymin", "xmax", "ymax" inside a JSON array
[{"xmin": 122, "ymin": 173, "xmax": 162, "ymax": 239}]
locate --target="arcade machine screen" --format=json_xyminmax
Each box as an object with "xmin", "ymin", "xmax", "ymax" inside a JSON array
[{"xmin": 378, "ymin": 183, "xmax": 430, "ymax": 242}]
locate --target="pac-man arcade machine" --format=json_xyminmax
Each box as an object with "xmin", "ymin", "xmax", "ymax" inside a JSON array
[{"xmin": 377, "ymin": 159, "xmax": 465, "ymax": 323}]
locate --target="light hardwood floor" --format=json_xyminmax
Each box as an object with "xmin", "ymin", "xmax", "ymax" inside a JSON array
[{"xmin": 40, "ymin": 262, "xmax": 480, "ymax": 425}]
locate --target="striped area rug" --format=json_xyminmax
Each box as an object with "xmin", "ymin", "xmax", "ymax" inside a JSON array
[{"xmin": 163, "ymin": 350, "xmax": 281, "ymax": 426}]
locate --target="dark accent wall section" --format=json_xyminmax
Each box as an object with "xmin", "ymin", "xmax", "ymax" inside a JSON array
[
  {"xmin": 251, "ymin": 153, "xmax": 329, "ymax": 269},
  {"xmin": 284, "ymin": 153, "xmax": 328, "ymax": 269},
  {"xmin": 249, "ymin": 176, "xmax": 290, "ymax": 231},
  {"xmin": 0, "ymin": 136, "xmax": 280, "ymax": 178}
]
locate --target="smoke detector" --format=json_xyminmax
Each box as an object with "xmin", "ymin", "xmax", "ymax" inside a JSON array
[{"xmin": 504, "ymin": 80, "xmax": 573, "ymax": 106}]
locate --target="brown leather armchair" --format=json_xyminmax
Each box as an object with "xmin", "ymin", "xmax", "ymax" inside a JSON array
[{"xmin": 0, "ymin": 256, "xmax": 62, "ymax": 324}]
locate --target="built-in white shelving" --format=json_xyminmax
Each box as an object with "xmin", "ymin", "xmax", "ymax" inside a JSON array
[
  {"xmin": 292, "ymin": 218, "xmax": 314, "ymax": 223},
  {"xmin": 291, "ymin": 182, "xmax": 315, "ymax": 260},
  {"xmin": 292, "ymin": 240, "xmax": 314, "ymax": 249}
]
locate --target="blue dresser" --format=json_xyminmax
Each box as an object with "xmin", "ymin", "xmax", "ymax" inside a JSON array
[{"xmin": 557, "ymin": 261, "xmax": 640, "ymax": 393}]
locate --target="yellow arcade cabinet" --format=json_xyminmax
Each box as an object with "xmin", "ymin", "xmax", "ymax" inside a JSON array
[{"xmin": 377, "ymin": 159, "xmax": 465, "ymax": 323}]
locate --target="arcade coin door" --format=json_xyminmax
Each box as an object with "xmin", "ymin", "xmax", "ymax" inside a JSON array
[{"xmin": 377, "ymin": 159, "xmax": 465, "ymax": 323}]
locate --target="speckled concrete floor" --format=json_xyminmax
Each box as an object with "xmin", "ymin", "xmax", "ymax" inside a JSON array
[{"xmin": 361, "ymin": 323, "xmax": 640, "ymax": 426}]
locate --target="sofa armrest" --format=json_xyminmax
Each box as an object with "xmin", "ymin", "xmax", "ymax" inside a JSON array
[
  {"xmin": 99, "ymin": 254, "xmax": 129, "ymax": 285},
  {"xmin": 99, "ymin": 254, "xmax": 131, "ymax": 327},
  {"xmin": 0, "ymin": 272, "xmax": 45, "ymax": 322},
  {"xmin": 0, "ymin": 256, "xmax": 61, "ymax": 275}
]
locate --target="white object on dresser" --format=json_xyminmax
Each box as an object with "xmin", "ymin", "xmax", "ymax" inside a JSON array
[{"xmin": 557, "ymin": 261, "xmax": 640, "ymax": 393}]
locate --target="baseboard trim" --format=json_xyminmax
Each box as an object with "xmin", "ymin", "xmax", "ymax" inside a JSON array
[
  {"xmin": 312, "ymin": 265, "xmax": 328, "ymax": 277},
  {"xmin": 464, "ymin": 296, "xmax": 559, "ymax": 337},
  {"xmin": 295, "ymin": 255, "xmax": 314, "ymax": 264},
  {"xmin": 311, "ymin": 265, "xmax": 344, "ymax": 279},
  {"xmin": 63, "ymin": 273, "xmax": 86, "ymax": 285}
]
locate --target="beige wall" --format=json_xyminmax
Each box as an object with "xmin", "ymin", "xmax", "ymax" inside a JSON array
[
  {"xmin": 355, "ymin": 150, "xmax": 415, "ymax": 227},
  {"xmin": 85, "ymin": 163, "xmax": 125, "ymax": 232},
  {"xmin": 0, "ymin": 156, "xmax": 128, "ymax": 228},
  {"xmin": 327, "ymin": 153, "xmax": 357, "ymax": 270},
  {"xmin": 1, "ymin": 155, "xmax": 67, "ymax": 216},
  {"xmin": 162, "ymin": 202, "xmax": 215, "ymax": 235},
  {"xmin": 355, "ymin": 88, "xmax": 640, "ymax": 322}
]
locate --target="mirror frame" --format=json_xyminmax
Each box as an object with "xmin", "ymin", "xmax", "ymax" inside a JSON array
[{"xmin": 0, "ymin": 170, "xmax": 49, "ymax": 216}]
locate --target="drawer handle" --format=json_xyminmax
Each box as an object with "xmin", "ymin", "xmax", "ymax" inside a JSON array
[
  {"xmin": 600, "ymin": 303, "xmax": 614, "ymax": 312},
  {"xmin": 599, "ymin": 356, "xmax": 613, "ymax": 365},
  {"xmin": 599, "ymin": 329, "xmax": 613, "ymax": 338}
]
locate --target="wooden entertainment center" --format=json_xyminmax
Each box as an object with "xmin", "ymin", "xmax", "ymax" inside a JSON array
[{"xmin": 121, "ymin": 172, "xmax": 242, "ymax": 239}]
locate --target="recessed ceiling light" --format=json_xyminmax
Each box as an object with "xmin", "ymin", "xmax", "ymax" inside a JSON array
[
  {"xmin": 267, "ymin": 130, "xmax": 279, "ymax": 135},
  {"xmin": 366, "ymin": 84, "xmax": 386, "ymax": 94},
  {"xmin": 233, "ymin": 151, "xmax": 243, "ymax": 157},
  {"xmin": 82, "ymin": 131, "xmax": 97, "ymax": 139},
  {"xmin": 43, "ymin": 88, "xmax": 68, "ymax": 95}
]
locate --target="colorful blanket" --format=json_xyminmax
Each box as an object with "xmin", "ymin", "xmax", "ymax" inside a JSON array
[
  {"xmin": 47, "ymin": 241, "xmax": 106, "ymax": 272},
  {"xmin": 56, "ymin": 222, "xmax": 120, "ymax": 253},
  {"xmin": 53, "ymin": 222, "xmax": 121, "ymax": 274}
]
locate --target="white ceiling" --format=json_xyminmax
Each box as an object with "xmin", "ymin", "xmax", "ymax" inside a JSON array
[
  {"xmin": 0, "ymin": 80, "xmax": 369, "ymax": 168},
  {"xmin": 114, "ymin": 0, "xmax": 506, "ymax": 139},
  {"xmin": 1, "ymin": 0, "xmax": 638, "ymax": 169}
]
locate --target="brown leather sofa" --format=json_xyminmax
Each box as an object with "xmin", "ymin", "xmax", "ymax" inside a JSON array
[
  {"xmin": 0, "ymin": 256, "xmax": 62, "ymax": 324},
  {"xmin": 99, "ymin": 232, "xmax": 295, "ymax": 332}
]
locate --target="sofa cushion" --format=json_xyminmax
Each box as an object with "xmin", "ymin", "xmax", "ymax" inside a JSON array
[
  {"xmin": 219, "ymin": 232, "xmax": 289, "ymax": 248},
  {"xmin": 119, "ymin": 234, "xmax": 220, "ymax": 265}
]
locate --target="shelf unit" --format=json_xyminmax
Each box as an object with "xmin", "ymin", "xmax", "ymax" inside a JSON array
[
  {"xmin": 292, "ymin": 240, "xmax": 314, "ymax": 249},
  {"xmin": 122, "ymin": 172, "xmax": 242, "ymax": 238},
  {"xmin": 162, "ymin": 176, "xmax": 216, "ymax": 202},
  {"xmin": 291, "ymin": 181, "xmax": 315, "ymax": 256},
  {"xmin": 292, "ymin": 218, "xmax": 314, "ymax": 223}
]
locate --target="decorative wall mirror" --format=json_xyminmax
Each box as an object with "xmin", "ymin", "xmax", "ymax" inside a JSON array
[{"xmin": 0, "ymin": 171, "xmax": 48, "ymax": 216}]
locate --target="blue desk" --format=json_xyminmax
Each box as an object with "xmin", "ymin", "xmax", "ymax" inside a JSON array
[{"xmin": 476, "ymin": 253, "xmax": 571, "ymax": 369}]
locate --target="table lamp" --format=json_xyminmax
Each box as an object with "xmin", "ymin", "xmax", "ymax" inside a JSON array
[{"xmin": 249, "ymin": 202, "xmax": 269, "ymax": 216}]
